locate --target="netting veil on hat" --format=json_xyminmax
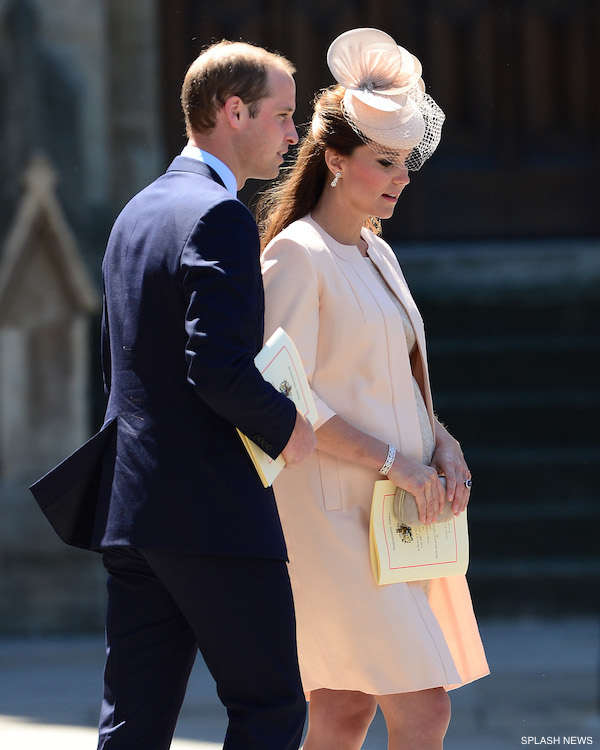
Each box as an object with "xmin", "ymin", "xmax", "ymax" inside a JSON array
[{"xmin": 326, "ymin": 28, "xmax": 445, "ymax": 170}]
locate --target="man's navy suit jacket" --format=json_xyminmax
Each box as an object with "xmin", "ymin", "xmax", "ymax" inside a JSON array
[{"xmin": 34, "ymin": 156, "xmax": 297, "ymax": 558}]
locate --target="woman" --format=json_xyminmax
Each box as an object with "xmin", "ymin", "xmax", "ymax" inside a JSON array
[{"xmin": 258, "ymin": 29, "xmax": 489, "ymax": 750}]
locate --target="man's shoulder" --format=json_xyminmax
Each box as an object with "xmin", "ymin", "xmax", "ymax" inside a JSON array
[
  {"xmin": 160, "ymin": 159, "xmax": 230, "ymax": 203},
  {"xmin": 116, "ymin": 162, "xmax": 248, "ymax": 228}
]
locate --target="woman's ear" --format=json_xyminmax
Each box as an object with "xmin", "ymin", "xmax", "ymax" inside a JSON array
[{"xmin": 324, "ymin": 148, "xmax": 345, "ymax": 178}]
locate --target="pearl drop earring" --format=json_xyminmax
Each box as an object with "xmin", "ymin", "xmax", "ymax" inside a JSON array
[{"xmin": 330, "ymin": 172, "xmax": 341, "ymax": 188}]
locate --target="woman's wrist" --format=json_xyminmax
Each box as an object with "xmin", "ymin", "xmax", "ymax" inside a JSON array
[
  {"xmin": 434, "ymin": 419, "xmax": 459, "ymax": 450},
  {"xmin": 378, "ymin": 444, "xmax": 396, "ymax": 475}
]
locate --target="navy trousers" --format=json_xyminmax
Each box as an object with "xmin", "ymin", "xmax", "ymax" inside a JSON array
[{"xmin": 97, "ymin": 547, "xmax": 305, "ymax": 750}]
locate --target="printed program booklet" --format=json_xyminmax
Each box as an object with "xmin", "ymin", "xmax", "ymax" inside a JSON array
[
  {"xmin": 237, "ymin": 327, "xmax": 318, "ymax": 487},
  {"xmin": 369, "ymin": 479, "xmax": 469, "ymax": 584}
]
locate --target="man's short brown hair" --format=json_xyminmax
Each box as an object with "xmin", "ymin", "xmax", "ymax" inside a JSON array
[{"xmin": 181, "ymin": 40, "xmax": 295, "ymax": 136}]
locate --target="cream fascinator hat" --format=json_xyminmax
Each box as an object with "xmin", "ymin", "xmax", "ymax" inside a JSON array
[{"xmin": 327, "ymin": 28, "xmax": 445, "ymax": 170}]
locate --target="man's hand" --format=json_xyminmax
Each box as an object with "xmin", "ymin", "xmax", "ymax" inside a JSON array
[{"xmin": 281, "ymin": 410, "xmax": 316, "ymax": 465}]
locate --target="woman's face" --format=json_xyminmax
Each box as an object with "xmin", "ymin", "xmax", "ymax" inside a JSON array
[{"xmin": 334, "ymin": 145, "xmax": 410, "ymax": 221}]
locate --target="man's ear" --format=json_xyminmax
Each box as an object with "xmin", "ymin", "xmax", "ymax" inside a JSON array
[{"xmin": 223, "ymin": 96, "xmax": 244, "ymax": 128}]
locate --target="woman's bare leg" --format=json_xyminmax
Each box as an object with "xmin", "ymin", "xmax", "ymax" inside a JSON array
[
  {"xmin": 377, "ymin": 688, "xmax": 451, "ymax": 750},
  {"xmin": 303, "ymin": 688, "xmax": 377, "ymax": 750}
]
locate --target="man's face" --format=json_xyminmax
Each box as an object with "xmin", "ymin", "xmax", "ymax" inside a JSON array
[{"xmin": 238, "ymin": 67, "xmax": 298, "ymax": 182}]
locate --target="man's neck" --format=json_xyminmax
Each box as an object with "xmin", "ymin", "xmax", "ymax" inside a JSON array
[
  {"xmin": 182, "ymin": 143, "xmax": 238, "ymax": 196},
  {"xmin": 187, "ymin": 134, "xmax": 243, "ymax": 191}
]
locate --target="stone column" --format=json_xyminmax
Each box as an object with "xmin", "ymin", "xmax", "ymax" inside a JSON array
[{"xmin": 107, "ymin": 0, "xmax": 165, "ymax": 209}]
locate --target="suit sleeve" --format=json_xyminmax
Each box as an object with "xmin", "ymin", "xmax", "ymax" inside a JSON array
[
  {"xmin": 181, "ymin": 199, "xmax": 296, "ymax": 458},
  {"xmin": 261, "ymin": 236, "xmax": 336, "ymax": 430}
]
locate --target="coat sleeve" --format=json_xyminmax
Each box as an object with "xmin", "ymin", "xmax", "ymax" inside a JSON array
[
  {"xmin": 181, "ymin": 199, "xmax": 296, "ymax": 459},
  {"xmin": 262, "ymin": 236, "xmax": 336, "ymax": 430}
]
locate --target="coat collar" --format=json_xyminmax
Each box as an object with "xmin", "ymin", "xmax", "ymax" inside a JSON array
[{"xmin": 166, "ymin": 156, "xmax": 227, "ymax": 191}]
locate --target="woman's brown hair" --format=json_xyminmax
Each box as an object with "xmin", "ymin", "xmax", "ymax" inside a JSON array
[{"xmin": 256, "ymin": 85, "xmax": 381, "ymax": 251}]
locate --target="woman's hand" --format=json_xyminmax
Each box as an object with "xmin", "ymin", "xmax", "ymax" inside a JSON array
[
  {"xmin": 387, "ymin": 453, "xmax": 446, "ymax": 526},
  {"xmin": 430, "ymin": 420, "xmax": 472, "ymax": 517},
  {"xmin": 316, "ymin": 417, "xmax": 445, "ymax": 524},
  {"xmin": 314, "ymin": 414, "xmax": 470, "ymax": 524}
]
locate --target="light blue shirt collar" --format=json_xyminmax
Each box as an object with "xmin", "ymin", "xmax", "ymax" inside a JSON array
[{"xmin": 180, "ymin": 145, "xmax": 237, "ymax": 196}]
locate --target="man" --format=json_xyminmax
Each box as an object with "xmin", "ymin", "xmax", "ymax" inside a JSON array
[{"xmin": 95, "ymin": 41, "xmax": 315, "ymax": 749}]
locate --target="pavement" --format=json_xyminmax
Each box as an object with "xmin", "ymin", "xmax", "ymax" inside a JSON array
[{"xmin": 0, "ymin": 617, "xmax": 599, "ymax": 749}]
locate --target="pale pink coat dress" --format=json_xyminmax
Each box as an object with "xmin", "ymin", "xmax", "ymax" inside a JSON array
[{"xmin": 262, "ymin": 215, "xmax": 489, "ymax": 696}]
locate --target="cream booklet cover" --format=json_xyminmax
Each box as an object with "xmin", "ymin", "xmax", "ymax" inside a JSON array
[
  {"xmin": 370, "ymin": 479, "xmax": 469, "ymax": 584},
  {"xmin": 237, "ymin": 327, "xmax": 318, "ymax": 487}
]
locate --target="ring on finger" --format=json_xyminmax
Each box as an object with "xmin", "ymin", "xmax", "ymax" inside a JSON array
[{"xmin": 464, "ymin": 478, "xmax": 472, "ymax": 489}]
